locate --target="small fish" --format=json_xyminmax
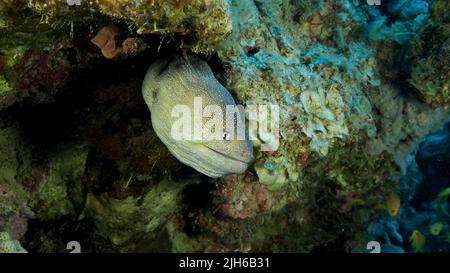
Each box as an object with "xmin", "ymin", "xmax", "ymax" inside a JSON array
[
  {"xmin": 435, "ymin": 187, "xmax": 450, "ymax": 216},
  {"xmin": 142, "ymin": 54, "xmax": 253, "ymax": 178},
  {"xmin": 429, "ymin": 222, "xmax": 447, "ymax": 236},
  {"xmin": 409, "ymin": 230, "xmax": 426, "ymax": 253},
  {"xmin": 385, "ymin": 192, "xmax": 401, "ymax": 217}
]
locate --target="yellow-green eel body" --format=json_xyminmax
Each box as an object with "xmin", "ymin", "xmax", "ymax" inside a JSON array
[{"xmin": 142, "ymin": 54, "xmax": 253, "ymax": 178}]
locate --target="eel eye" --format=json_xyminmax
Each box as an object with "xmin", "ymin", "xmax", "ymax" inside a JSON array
[{"xmin": 223, "ymin": 132, "xmax": 231, "ymax": 141}]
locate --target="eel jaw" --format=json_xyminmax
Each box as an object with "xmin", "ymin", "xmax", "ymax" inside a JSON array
[
  {"xmin": 162, "ymin": 138, "xmax": 253, "ymax": 178},
  {"xmin": 204, "ymin": 145, "xmax": 252, "ymax": 165},
  {"xmin": 174, "ymin": 144, "xmax": 252, "ymax": 178}
]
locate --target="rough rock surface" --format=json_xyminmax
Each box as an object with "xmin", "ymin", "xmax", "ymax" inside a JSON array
[{"xmin": 0, "ymin": 0, "xmax": 449, "ymax": 252}]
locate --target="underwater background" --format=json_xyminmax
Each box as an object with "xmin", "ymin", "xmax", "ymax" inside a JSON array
[{"xmin": 0, "ymin": 0, "xmax": 449, "ymax": 253}]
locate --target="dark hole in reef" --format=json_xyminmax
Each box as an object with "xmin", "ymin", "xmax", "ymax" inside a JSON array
[
  {"xmin": 376, "ymin": 0, "xmax": 402, "ymax": 26},
  {"xmin": 245, "ymin": 47, "xmax": 260, "ymax": 56},
  {"xmin": 409, "ymin": 123, "xmax": 450, "ymax": 207},
  {"xmin": 292, "ymin": 10, "xmax": 303, "ymax": 24},
  {"xmin": 6, "ymin": 27, "xmax": 229, "ymax": 251},
  {"xmin": 22, "ymin": 217, "xmax": 114, "ymax": 253},
  {"xmin": 8, "ymin": 40, "xmax": 156, "ymax": 149},
  {"xmin": 170, "ymin": 164, "xmax": 199, "ymax": 181},
  {"xmin": 7, "ymin": 31, "xmax": 228, "ymax": 150},
  {"xmin": 181, "ymin": 181, "xmax": 215, "ymax": 236},
  {"xmin": 308, "ymin": 181, "xmax": 352, "ymax": 252},
  {"xmin": 205, "ymin": 53, "xmax": 225, "ymax": 75},
  {"xmin": 202, "ymin": 53, "xmax": 242, "ymax": 101}
]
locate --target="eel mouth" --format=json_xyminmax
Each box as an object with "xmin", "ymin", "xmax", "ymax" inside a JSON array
[{"xmin": 204, "ymin": 145, "xmax": 252, "ymax": 165}]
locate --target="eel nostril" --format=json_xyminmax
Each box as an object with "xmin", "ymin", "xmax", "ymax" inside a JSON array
[{"xmin": 223, "ymin": 131, "xmax": 231, "ymax": 141}]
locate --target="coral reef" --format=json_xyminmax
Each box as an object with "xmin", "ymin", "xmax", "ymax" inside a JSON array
[
  {"xmin": 27, "ymin": 0, "xmax": 232, "ymax": 52},
  {"xmin": 214, "ymin": 174, "xmax": 274, "ymax": 219},
  {"xmin": 366, "ymin": 124, "xmax": 450, "ymax": 253},
  {"xmin": 407, "ymin": 2, "xmax": 450, "ymax": 106},
  {"xmin": 0, "ymin": 116, "xmax": 34, "ymax": 240},
  {"xmin": 0, "ymin": 232, "xmax": 27, "ymax": 253},
  {"xmin": 29, "ymin": 146, "xmax": 89, "ymax": 220},
  {"xmin": 84, "ymin": 178, "xmax": 184, "ymax": 249},
  {"xmin": 364, "ymin": 0, "xmax": 430, "ymax": 45},
  {"xmin": 0, "ymin": 0, "xmax": 448, "ymax": 253}
]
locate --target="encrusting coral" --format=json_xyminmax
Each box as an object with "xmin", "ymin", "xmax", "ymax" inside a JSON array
[
  {"xmin": 0, "ymin": 232, "xmax": 27, "ymax": 253},
  {"xmin": 407, "ymin": 1, "xmax": 450, "ymax": 107},
  {"xmin": 0, "ymin": 0, "xmax": 448, "ymax": 253}
]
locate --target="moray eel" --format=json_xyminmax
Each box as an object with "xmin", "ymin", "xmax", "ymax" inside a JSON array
[{"xmin": 142, "ymin": 54, "xmax": 253, "ymax": 178}]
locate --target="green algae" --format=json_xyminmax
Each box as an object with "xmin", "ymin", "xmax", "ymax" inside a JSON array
[
  {"xmin": 0, "ymin": 232, "xmax": 27, "ymax": 253},
  {"xmin": 0, "ymin": 75, "xmax": 10, "ymax": 94},
  {"xmin": 0, "ymin": 0, "xmax": 449, "ymax": 253},
  {"xmin": 29, "ymin": 146, "xmax": 89, "ymax": 220}
]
